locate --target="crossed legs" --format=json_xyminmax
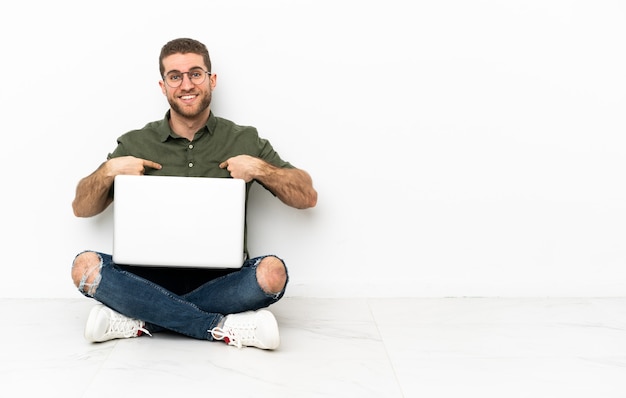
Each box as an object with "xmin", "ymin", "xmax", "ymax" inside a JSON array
[{"xmin": 71, "ymin": 251, "xmax": 288, "ymax": 343}]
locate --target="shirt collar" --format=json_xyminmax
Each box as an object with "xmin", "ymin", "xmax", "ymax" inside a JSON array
[{"xmin": 157, "ymin": 110, "xmax": 217, "ymax": 142}]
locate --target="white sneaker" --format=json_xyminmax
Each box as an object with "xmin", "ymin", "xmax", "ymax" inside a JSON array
[
  {"xmin": 210, "ymin": 309, "xmax": 280, "ymax": 350},
  {"xmin": 84, "ymin": 304, "xmax": 151, "ymax": 343}
]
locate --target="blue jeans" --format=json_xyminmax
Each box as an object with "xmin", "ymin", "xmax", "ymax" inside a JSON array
[{"xmin": 73, "ymin": 252, "xmax": 288, "ymax": 340}]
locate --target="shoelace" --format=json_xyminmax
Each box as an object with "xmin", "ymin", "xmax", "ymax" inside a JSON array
[
  {"xmin": 210, "ymin": 324, "xmax": 257, "ymax": 349},
  {"xmin": 108, "ymin": 313, "xmax": 152, "ymax": 338}
]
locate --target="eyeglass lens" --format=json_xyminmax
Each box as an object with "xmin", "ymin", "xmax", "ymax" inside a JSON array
[{"xmin": 164, "ymin": 68, "xmax": 209, "ymax": 87}]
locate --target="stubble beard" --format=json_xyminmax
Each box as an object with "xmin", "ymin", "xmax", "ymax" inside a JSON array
[{"xmin": 169, "ymin": 90, "xmax": 212, "ymax": 120}]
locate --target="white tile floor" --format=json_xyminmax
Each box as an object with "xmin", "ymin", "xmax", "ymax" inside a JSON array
[{"xmin": 2, "ymin": 297, "xmax": 625, "ymax": 397}]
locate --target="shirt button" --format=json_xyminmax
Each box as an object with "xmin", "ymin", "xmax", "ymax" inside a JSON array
[
  {"xmin": 188, "ymin": 144, "xmax": 194, "ymax": 149},
  {"xmin": 188, "ymin": 162, "xmax": 194, "ymax": 168}
]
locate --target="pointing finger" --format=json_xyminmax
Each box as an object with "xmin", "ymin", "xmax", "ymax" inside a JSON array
[{"xmin": 143, "ymin": 159, "xmax": 162, "ymax": 170}]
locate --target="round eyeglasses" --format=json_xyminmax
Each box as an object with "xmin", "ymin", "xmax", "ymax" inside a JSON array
[{"xmin": 163, "ymin": 68, "xmax": 211, "ymax": 88}]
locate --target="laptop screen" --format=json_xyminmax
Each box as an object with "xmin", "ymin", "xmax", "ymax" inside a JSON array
[{"xmin": 112, "ymin": 175, "xmax": 246, "ymax": 268}]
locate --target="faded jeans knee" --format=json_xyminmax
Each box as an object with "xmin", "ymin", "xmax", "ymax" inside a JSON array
[{"xmin": 71, "ymin": 250, "xmax": 103, "ymax": 297}]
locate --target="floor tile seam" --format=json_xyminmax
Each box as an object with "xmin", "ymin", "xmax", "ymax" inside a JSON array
[
  {"xmin": 366, "ymin": 297, "xmax": 407, "ymax": 398},
  {"xmin": 76, "ymin": 340, "xmax": 120, "ymax": 397}
]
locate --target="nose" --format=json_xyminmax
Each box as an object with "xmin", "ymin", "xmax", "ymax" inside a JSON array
[{"xmin": 180, "ymin": 72, "xmax": 194, "ymax": 89}]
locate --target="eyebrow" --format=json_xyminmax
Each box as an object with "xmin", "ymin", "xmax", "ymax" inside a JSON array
[{"xmin": 164, "ymin": 66, "xmax": 205, "ymax": 75}]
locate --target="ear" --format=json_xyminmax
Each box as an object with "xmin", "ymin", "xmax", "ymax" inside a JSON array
[{"xmin": 159, "ymin": 80, "xmax": 167, "ymax": 95}]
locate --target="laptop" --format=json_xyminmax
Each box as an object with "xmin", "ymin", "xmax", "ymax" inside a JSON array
[{"xmin": 112, "ymin": 175, "xmax": 246, "ymax": 268}]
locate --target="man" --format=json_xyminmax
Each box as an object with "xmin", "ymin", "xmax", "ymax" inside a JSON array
[{"xmin": 71, "ymin": 38, "xmax": 317, "ymax": 350}]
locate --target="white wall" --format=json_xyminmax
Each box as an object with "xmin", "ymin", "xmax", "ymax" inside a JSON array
[{"xmin": 1, "ymin": 0, "xmax": 625, "ymax": 298}]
